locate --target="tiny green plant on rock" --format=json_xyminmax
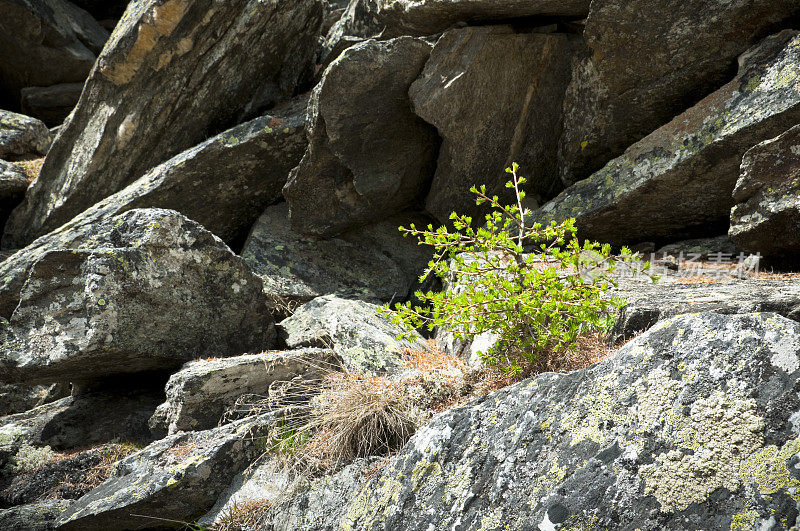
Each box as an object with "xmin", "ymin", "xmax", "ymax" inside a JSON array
[{"xmin": 386, "ymin": 163, "xmax": 642, "ymax": 376}]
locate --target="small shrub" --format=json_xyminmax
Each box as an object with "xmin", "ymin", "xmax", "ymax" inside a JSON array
[
  {"xmin": 7, "ymin": 444, "xmax": 56, "ymax": 474},
  {"xmin": 386, "ymin": 163, "xmax": 643, "ymax": 375}
]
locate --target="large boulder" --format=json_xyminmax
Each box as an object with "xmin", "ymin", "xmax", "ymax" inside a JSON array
[
  {"xmin": 0, "ymin": 209, "xmax": 276, "ymax": 385},
  {"xmin": 56, "ymin": 413, "xmax": 276, "ymax": 530},
  {"xmin": 0, "ymin": 500, "xmax": 71, "ymax": 531},
  {"xmin": 241, "ymin": 203, "xmax": 432, "ymax": 312},
  {"xmin": 0, "ymin": 111, "xmax": 51, "ymax": 159},
  {"xmin": 0, "ymin": 100, "xmax": 308, "ymax": 317},
  {"xmin": 368, "ymin": 0, "xmax": 590, "ymax": 37},
  {"xmin": 0, "ymin": 162, "xmax": 30, "ymax": 231},
  {"xmin": 321, "ymin": 0, "xmax": 382, "ymax": 66},
  {"xmin": 410, "ymin": 26, "xmax": 575, "ymax": 224},
  {"xmin": 610, "ymin": 278, "xmax": 800, "ymax": 342},
  {"xmin": 283, "ymin": 37, "xmax": 438, "ymax": 237},
  {"xmin": 279, "ymin": 295, "xmax": 430, "ymax": 375},
  {"xmin": 338, "ymin": 312, "xmax": 800, "ymax": 529},
  {"xmin": 559, "ymin": 0, "xmax": 800, "ymax": 185},
  {"xmin": 20, "ymin": 83, "xmax": 85, "ymax": 127},
  {"xmin": 0, "ymin": 0, "xmax": 108, "ymax": 108},
  {"xmin": 537, "ymin": 31, "xmax": 800, "ymax": 246},
  {"xmin": 149, "ymin": 348, "xmax": 339, "ymax": 435},
  {"xmin": 3, "ymin": 0, "xmax": 323, "ymax": 248},
  {"xmin": 730, "ymin": 124, "xmax": 800, "ymax": 256}
]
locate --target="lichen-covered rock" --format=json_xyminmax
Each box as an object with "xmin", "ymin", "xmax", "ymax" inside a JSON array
[
  {"xmin": 368, "ymin": 0, "xmax": 590, "ymax": 37},
  {"xmin": 3, "ymin": 0, "xmax": 323, "ymax": 248},
  {"xmin": 0, "ymin": 111, "xmax": 51, "ymax": 159},
  {"xmin": 56, "ymin": 413, "xmax": 276, "ymax": 531},
  {"xmin": 19, "ymin": 83, "xmax": 85, "ymax": 127},
  {"xmin": 559, "ymin": 0, "xmax": 800, "ymax": 185},
  {"xmin": 0, "ymin": 390, "xmax": 160, "ymax": 469},
  {"xmin": 283, "ymin": 37, "xmax": 438, "ymax": 237},
  {"xmin": 0, "ymin": 162, "xmax": 30, "ymax": 227},
  {"xmin": 149, "ymin": 348, "xmax": 339, "ymax": 435},
  {"xmin": 610, "ymin": 278, "xmax": 800, "ymax": 342},
  {"xmin": 0, "ymin": 0, "xmax": 107, "ymax": 107},
  {"xmin": 730, "ymin": 124, "xmax": 800, "ymax": 256},
  {"xmin": 241, "ymin": 203, "xmax": 432, "ymax": 312},
  {"xmin": 279, "ymin": 296, "xmax": 429, "ymax": 375},
  {"xmin": 0, "ymin": 500, "xmax": 71, "ymax": 531},
  {"xmin": 227, "ymin": 457, "xmax": 379, "ymax": 530},
  {"xmin": 338, "ymin": 312, "xmax": 800, "ymax": 529},
  {"xmin": 538, "ymin": 31, "xmax": 800, "ymax": 246},
  {"xmin": 0, "ymin": 100, "xmax": 307, "ymax": 318},
  {"xmin": 410, "ymin": 26, "xmax": 575, "ymax": 225},
  {"xmin": 0, "ymin": 209, "xmax": 276, "ymax": 385}
]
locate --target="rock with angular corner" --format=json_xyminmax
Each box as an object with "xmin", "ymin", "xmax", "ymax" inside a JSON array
[
  {"xmin": 0, "ymin": 500, "xmax": 71, "ymax": 531},
  {"xmin": 280, "ymin": 296, "xmax": 429, "ymax": 375},
  {"xmin": 0, "ymin": 162, "xmax": 29, "ymax": 225},
  {"xmin": 149, "ymin": 348, "xmax": 340, "ymax": 435},
  {"xmin": 559, "ymin": 0, "xmax": 800, "ymax": 185},
  {"xmin": 610, "ymin": 278, "xmax": 800, "ymax": 342},
  {"xmin": 369, "ymin": 0, "xmax": 590, "ymax": 37},
  {"xmin": 338, "ymin": 312, "xmax": 800, "ymax": 529},
  {"xmin": 410, "ymin": 26, "xmax": 575, "ymax": 224},
  {"xmin": 0, "ymin": 101, "xmax": 307, "ymax": 318},
  {"xmin": 538, "ymin": 31, "xmax": 800, "ymax": 246},
  {"xmin": 20, "ymin": 83, "xmax": 85, "ymax": 126},
  {"xmin": 0, "ymin": 0, "xmax": 108, "ymax": 106},
  {"xmin": 0, "ymin": 382, "xmax": 66, "ymax": 417},
  {"xmin": 283, "ymin": 37, "xmax": 438, "ymax": 237},
  {"xmin": 56, "ymin": 413, "xmax": 276, "ymax": 531},
  {"xmin": 3, "ymin": 0, "xmax": 323, "ymax": 248},
  {"xmin": 241, "ymin": 203, "xmax": 432, "ymax": 312},
  {"xmin": 730, "ymin": 124, "xmax": 800, "ymax": 256},
  {"xmin": 0, "ymin": 209, "xmax": 276, "ymax": 385},
  {"xmin": 0, "ymin": 390, "xmax": 161, "ymax": 469},
  {"xmin": 0, "ymin": 111, "xmax": 51, "ymax": 159}
]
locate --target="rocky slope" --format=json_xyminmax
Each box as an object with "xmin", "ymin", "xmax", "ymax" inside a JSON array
[{"xmin": 1, "ymin": 0, "xmax": 800, "ymax": 530}]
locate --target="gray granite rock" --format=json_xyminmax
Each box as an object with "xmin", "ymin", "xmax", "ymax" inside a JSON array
[
  {"xmin": 283, "ymin": 37, "xmax": 438, "ymax": 237},
  {"xmin": 338, "ymin": 312, "xmax": 800, "ymax": 529},
  {"xmin": 0, "ymin": 209, "xmax": 275, "ymax": 385},
  {"xmin": 280, "ymin": 296, "xmax": 430, "ymax": 375},
  {"xmin": 538, "ymin": 31, "xmax": 800, "ymax": 246},
  {"xmin": 0, "ymin": 111, "xmax": 51, "ymax": 159},
  {"xmin": 149, "ymin": 348, "xmax": 340, "ymax": 435},
  {"xmin": 3, "ymin": 0, "xmax": 323, "ymax": 248},
  {"xmin": 410, "ymin": 26, "xmax": 575, "ymax": 225}
]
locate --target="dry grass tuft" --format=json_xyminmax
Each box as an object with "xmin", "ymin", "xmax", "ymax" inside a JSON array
[
  {"xmin": 14, "ymin": 157, "xmax": 44, "ymax": 182},
  {"xmin": 212, "ymin": 499, "xmax": 272, "ymax": 531}
]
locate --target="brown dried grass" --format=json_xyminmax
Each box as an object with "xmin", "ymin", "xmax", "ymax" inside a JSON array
[{"xmin": 212, "ymin": 499, "xmax": 272, "ymax": 531}]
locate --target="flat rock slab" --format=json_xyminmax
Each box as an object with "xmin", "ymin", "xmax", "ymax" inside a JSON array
[
  {"xmin": 4, "ymin": 0, "xmax": 323, "ymax": 247},
  {"xmin": 0, "ymin": 208, "xmax": 275, "ymax": 385},
  {"xmin": 150, "ymin": 348, "xmax": 340, "ymax": 435},
  {"xmin": 0, "ymin": 111, "xmax": 51, "ymax": 159},
  {"xmin": 56, "ymin": 413, "xmax": 276, "ymax": 531},
  {"xmin": 0, "ymin": 0, "xmax": 107, "ymax": 104},
  {"xmin": 369, "ymin": 0, "xmax": 590, "ymax": 36},
  {"xmin": 279, "ymin": 295, "xmax": 429, "ymax": 375},
  {"xmin": 241, "ymin": 203, "xmax": 432, "ymax": 310},
  {"xmin": 338, "ymin": 312, "xmax": 800, "ymax": 529},
  {"xmin": 284, "ymin": 37, "xmax": 438, "ymax": 237},
  {"xmin": 410, "ymin": 26, "xmax": 575, "ymax": 225},
  {"xmin": 610, "ymin": 278, "xmax": 800, "ymax": 341},
  {"xmin": 559, "ymin": 0, "xmax": 800, "ymax": 185},
  {"xmin": 730, "ymin": 123, "xmax": 800, "ymax": 256},
  {"xmin": 0, "ymin": 100, "xmax": 307, "ymax": 318},
  {"xmin": 539, "ymin": 31, "xmax": 800, "ymax": 246}
]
